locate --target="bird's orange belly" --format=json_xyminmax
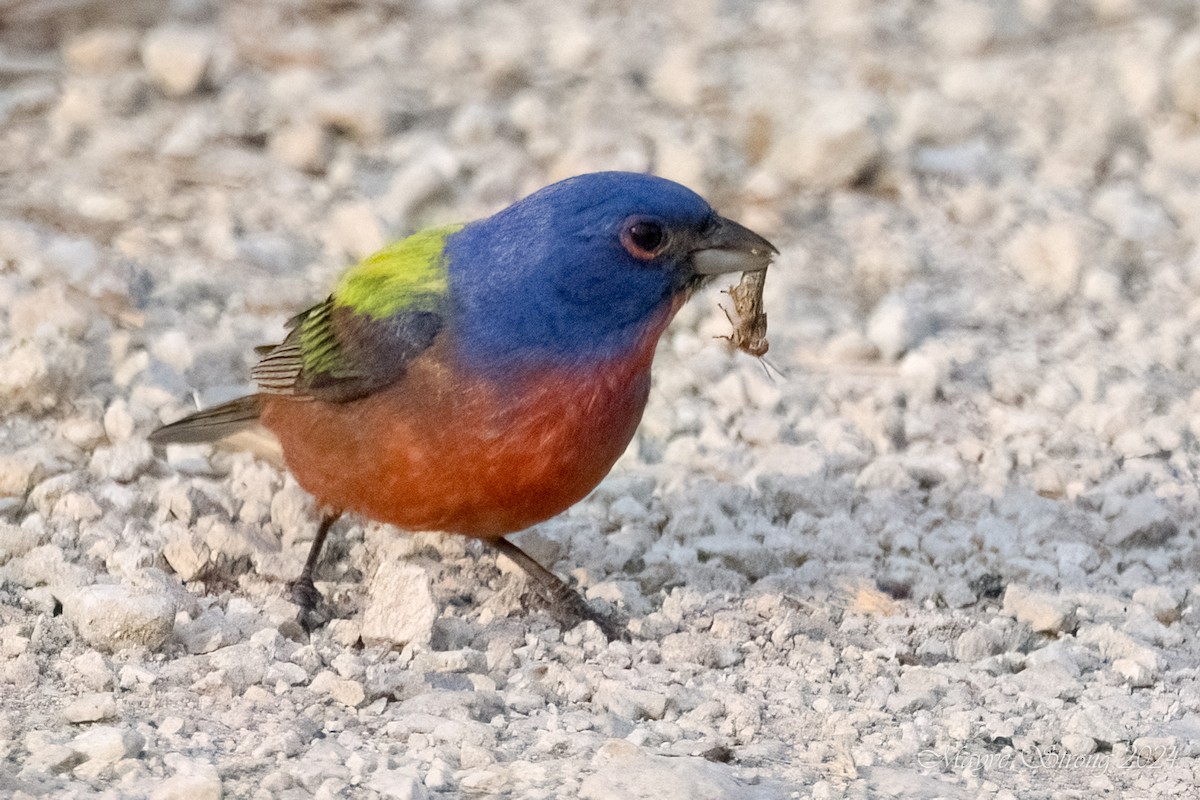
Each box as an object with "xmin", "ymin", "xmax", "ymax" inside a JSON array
[{"xmin": 260, "ymin": 363, "xmax": 652, "ymax": 538}]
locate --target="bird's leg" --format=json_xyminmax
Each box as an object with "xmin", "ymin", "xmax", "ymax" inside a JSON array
[
  {"xmin": 487, "ymin": 536, "xmax": 627, "ymax": 642},
  {"xmin": 290, "ymin": 511, "xmax": 340, "ymax": 623}
]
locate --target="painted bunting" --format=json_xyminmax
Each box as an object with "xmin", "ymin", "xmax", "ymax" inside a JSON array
[{"xmin": 150, "ymin": 171, "xmax": 776, "ymax": 639}]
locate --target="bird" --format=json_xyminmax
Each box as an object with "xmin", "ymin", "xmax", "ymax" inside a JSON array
[{"xmin": 149, "ymin": 171, "xmax": 777, "ymax": 640}]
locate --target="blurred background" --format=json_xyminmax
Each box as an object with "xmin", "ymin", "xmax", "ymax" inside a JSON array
[{"xmin": 3, "ymin": 0, "xmax": 1200, "ymax": 499}]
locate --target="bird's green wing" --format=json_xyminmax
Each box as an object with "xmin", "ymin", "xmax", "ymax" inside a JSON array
[{"xmin": 252, "ymin": 224, "xmax": 461, "ymax": 403}]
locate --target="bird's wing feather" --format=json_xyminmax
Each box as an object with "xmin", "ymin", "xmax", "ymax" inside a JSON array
[
  {"xmin": 147, "ymin": 395, "xmax": 264, "ymax": 444},
  {"xmin": 251, "ymin": 224, "xmax": 461, "ymax": 403}
]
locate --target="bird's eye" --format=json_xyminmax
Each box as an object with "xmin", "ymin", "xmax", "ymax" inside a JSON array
[{"xmin": 621, "ymin": 219, "xmax": 667, "ymax": 260}]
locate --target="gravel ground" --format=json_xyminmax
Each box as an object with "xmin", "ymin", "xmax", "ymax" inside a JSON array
[{"xmin": 3, "ymin": 1, "xmax": 1200, "ymax": 798}]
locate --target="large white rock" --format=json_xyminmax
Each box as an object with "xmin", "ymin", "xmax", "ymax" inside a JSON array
[
  {"xmin": 1169, "ymin": 34, "xmax": 1200, "ymax": 117},
  {"xmin": 579, "ymin": 740, "xmax": 755, "ymax": 800},
  {"xmin": 1004, "ymin": 221, "xmax": 1084, "ymax": 300},
  {"xmin": 593, "ymin": 680, "xmax": 667, "ymax": 721},
  {"xmin": 766, "ymin": 92, "xmax": 882, "ymax": 189},
  {"xmin": 369, "ymin": 768, "xmax": 428, "ymax": 800},
  {"xmin": 1003, "ymin": 584, "xmax": 1077, "ymax": 633},
  {"xmin": 62, "ymin": 584, "xmax": 176, "ymax": 652},
  {"xmin": 152, "ymin": 756, "xmax": 222, "ymax": 800},
  {"xmin": 62, "ymin": 692, "xmax": 118, "ymax": 723},
  {"xmin": 70, "ymin": 725, "xmax": 144, "ymax": 764},
  {"xmin": 141, "ymin": 27, "xmax": 215, "ymax": 97},
  {"xmin": 361, "ymin": 562, "xmax": 438, "ymax": 647}
]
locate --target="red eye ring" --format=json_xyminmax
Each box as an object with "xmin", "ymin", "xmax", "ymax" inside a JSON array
[{"xmin": 620, "ymin": 218, "xmax": 667, "ymax": 260}]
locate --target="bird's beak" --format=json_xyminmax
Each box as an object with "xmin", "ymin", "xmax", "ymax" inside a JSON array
[{"xmin": 690, "ymin": 215, "xmax": 778, "ymax": 275}]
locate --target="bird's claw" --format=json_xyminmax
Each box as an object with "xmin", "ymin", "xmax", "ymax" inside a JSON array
[
  {"xmin": 290, "ymin": 576, "xmax": 322, "ymax": 611},
  {"xmin": 289, "ymin": 576, "xmax": 329, "ymax": 632},
  {"xmin": 586, "ymin": 610, "xmax": 631, "ymax": 644},
  {"xmin": 559, "ymin": 593, "xmax": 630, "ymax": 643}
]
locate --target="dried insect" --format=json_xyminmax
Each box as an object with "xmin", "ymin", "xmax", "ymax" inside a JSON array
[{"xmin": 723, "ymin": 269, "xmax": 769, "ymax": 357}]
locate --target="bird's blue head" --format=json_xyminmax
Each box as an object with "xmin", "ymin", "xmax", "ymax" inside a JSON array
[{"xmin": 446, "ymin": 171, "xmax": 775, "ymax": 373}]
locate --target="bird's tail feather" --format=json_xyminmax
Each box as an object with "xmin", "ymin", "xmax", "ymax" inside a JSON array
[{"xmin": 148, "ymin": 395, "xmax": 263, "ymax": 445}]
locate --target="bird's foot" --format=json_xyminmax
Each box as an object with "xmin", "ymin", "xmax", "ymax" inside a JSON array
[
  {"xmin": 529, "ymin": 586, "xmax": 627, "ymax": 642},
  {"xmin": 289, "ymin": 576, "xmax": 329, "ymax": 632},
  {"xmin": 572, "ymin": 602, "xmax": 630, "ymax": 644},
  {"xmin": 286, "ymin": 511, "xmax": 340, "ymax": 632},
  {"xmin": 486, "ymin": 536, "xmax": 632, "ymax": 642},
  {"xmin": 290, "ymin": 575, "xmax": 321, "ymax": 611}
]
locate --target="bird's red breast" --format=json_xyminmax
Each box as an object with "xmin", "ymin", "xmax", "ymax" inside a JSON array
[{"xmin": 260, "ymin": 301, "xmax": 680, "ymax": 538}]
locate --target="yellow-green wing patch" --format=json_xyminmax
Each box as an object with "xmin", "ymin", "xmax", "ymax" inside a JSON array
[
  {"xmin": 251, "ymin": 224, "xmax": 460, "ymax": 401},
  {"xmin": 333, "ymin": 224, "xmax": 462, "ymax": 319}
]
